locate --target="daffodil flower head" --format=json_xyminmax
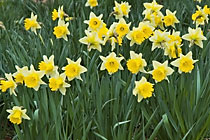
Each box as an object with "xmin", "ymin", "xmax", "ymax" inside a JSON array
[
  {"xmin": 100, "ymin": 52, "xmax": 124, "ymax": 75},
  {"xmin": 192, "ymin": 5, "xmax": 209, "ymax": 27},
  {"xmin": 143, "ymin": 0, "xmax": 163, "ymax": 15},
  {"xmin": 0, "ymin": 73, "xmax": 17, "ymax": 96},
  {"xmin": 120, "ymin": 1, "xmax": 131, "ymax": 18},
  {"xmin": 7, "ymin": 106, "xmax": 30, "ymax": 125},
  {"xmin": 49, "ymin": 72, "xmax": 70, "ymax": 95},
  {"xmin": 149, "ymin": 60, "xmax": 174, "ymax": 83},
  {"xmin": 133, "ymin": 76, "xmax": 154, "ymax": 102},
  {"xmin": 204, "ymin": 5, "xmax": 210, "ymax": 15},
  {"xmin": 164, "ymin": 43, "xmax": 182, "ymax": 59},
  {"xmin": 24, "ymin": 12, "xmax": 41, "ymax": 35},
  {"xmin": 182, "ymin": 27, "xmax": 207, "ymax": 48},
  {"xmin": 62, "ymin": 58, "xmax": 87, "ymax": 81},
  {"xmin": 84, "ymin": 12, "xmax": 103, "ymax": 32},
  {"xmin": 138, "ymin": 21, "xmax": 154, "ymax": 39},
  {"xmin": 79, "ymin": 30, "xmax": 104, "ymax": 52},
  {"xmin": 85, "ymin": 0, "xmax": 98, "ymax": 9},
  {"xmin": 163, "ymin": 9, "xmax": 179, "ymax": 28},
  {"xmin": 168, "ymin": 30, "xmax": 182, "ymax": 46},
  {"xmin": 58, "ymin": 6, "xmax": 65, "ymax": 20},
  {"xmin": 126, "ymin": 27, "xmax": 145, "ymax": 46},
  {"xmin": 13, "ymin": 66, "xmax": 28, "ymax": 84},
  {"xmin": 39, "ymin": 55, "xmax": 58, "ymax": 78},
  {"xmin": 171, "ymin": 51, "xmax": 198, "ymax": 73},
  {"xmin": 24, "ymin": 65, "xmax": 46, "ymax": 91},
  {"xmin": 113, "ymin": 1, "xmax": 123, "ymax": 19},
  {"xmin": 52, "ymin": 9, "xmax": 58, "ymax": 21},
  {"xmin": 115, "ymin": 18, "xmax": 131, "ymax": 37},
  {"xmin": 126, "ymin": 51, "xmax": 147, "ymax": 74},
  {"xmin": 53, "ymin": 19, "xmax": 70, "ymax": 41},
  {"xmin": 149, "ymin": 30, "xmax": 170, "ymax": 51}
]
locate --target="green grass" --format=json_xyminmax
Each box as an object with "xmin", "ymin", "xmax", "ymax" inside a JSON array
[{"xmin": 0, "ymin": 0, "xmax": 210, "ymax": 139}]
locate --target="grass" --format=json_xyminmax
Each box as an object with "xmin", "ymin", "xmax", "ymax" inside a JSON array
[{"xmin": 0, "ymin": 0, "xmax": 210, "ymax": 139}]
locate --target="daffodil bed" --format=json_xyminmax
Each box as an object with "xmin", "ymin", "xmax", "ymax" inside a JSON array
[{"xmin": 0, "ymin": 0, "xmax": 210, "ymax": 139}]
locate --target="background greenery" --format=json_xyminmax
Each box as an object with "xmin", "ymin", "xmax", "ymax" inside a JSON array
[{"xmin": 0, "ymin": 0, "xmax": 210, "ymax": 139}]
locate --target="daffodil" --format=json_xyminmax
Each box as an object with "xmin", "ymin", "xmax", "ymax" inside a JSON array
[
  {"xmin": 133, "ymin": 76, "xmax": 154, "ymax": 102},
  {"xmin": 182, "ymin": 27, "xmax": 207, "ymax": 48},
  {"xmin": 163, "ymin": 9, "xmax": 179, "ymax": 28},
  {"xmin": 52, "ymin": 9, "xmax": 58, "ymax": 21},
  {"xmin": 62, "ymin": 58, "xmax": 87, "ymax": 81},
  {"xmin": 115, "ymin": 18, "xmax": 130, "ymax": 37},
  {"xmin": 24, "ymin": 12, "xmax": 41, "ymax": 35},
  {"xmin": 120, "ymin": 1, "xmax": 131, "ymax": 18},
  {"xmin": 24, "ymin": 65, "xmax": 46, "ymax": 91},
  {"xmin": 39, "ymin": 55, "xmax": 58, "ymax": 78},
  {"xmin": 6, "ymin": 106, "xmax": 30, "ymax": 125},
  {"xmin": 171, "ymin": 51, "xmax": 198, "ymax": 73},
  {"xmin": 149, "ymin": 30, "xmax": 170, "ymax": 51},
  {"xmin": 13, "ymin": 66, "xmax": 28, "ymax": 84},
  {"xmin": 143, "ymin": 0, "xmax": 163, "ymax": 15},
  {"xmin": 79, "ymin": 30, "xmax": 103, "ymax": 52},
  {"xmin": 113, "ymin": 1, "xmax": 123, "ymax": 19},
  {"xmin": 204, "ymin": 5, "xmax": 210, "ymax": 15},
  {"xmin": 100, "ymin": 52, "xmax": 124, "ymax": 75},
  {"xmin": 49, "ymin": 72, "xmax": 70, "ymax": 95},
  {"xmin": 164, "ymin": 43, "xmax": 182, "ymax": 59},
  {"xmin": 53, "ymin": 19, "xmax": 70, "ymax": 41},
  {"xmin": 0, "ymin": 73, "xmax": 17, "ymax": 96},
  {"xmin": 148, "ymin": 60, "xmax": 174, "ymax": 83},
  {"xmin": 138, "ymin": 21, "xmax": 154, "ymax": 39},
  {"xmin": 126, "ymin": 51, "xmax": 147, "ymax": 74},
  {"xmin": 192, "ymin": 5, "xmax": 209, "ymax": 27},
  {"xmin": 103, "ymin": 23, "xmax": 122, "ymax": 50},
  {"xmin": 126, "ymin": 27, "xmax": 145, "ymax": 46},
  {"xmin": 97, "ymin": 23, "xmax": 108, "ymax": 40},
  {"xmin": 84, "ymin": 12, "xmax": 103, "ymax": 32},
  {"xmin": 85, "ymin": 0, "xmax": 98, "ymax": 9},
  {"xmin": 168, "ymin": 30, "xmax": 182, "ymax": 46},
  {"xmin": 58, "ymin": 6, "xmax": 65, "ymax": 20}
]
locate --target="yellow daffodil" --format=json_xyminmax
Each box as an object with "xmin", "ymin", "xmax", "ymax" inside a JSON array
[
  {"xmin": 149, "ymin": 30, "xmax": 170, "ymax": 51},
  {"xmin": 85, "ymin": 0, "xmax": 98, "ymax": 9},
  {"xmin": 126, "ymin": 27, "xmax": 145, "ymax": 46},
  {"xmin": 58, "ymin": 6, "xmax": 65, "ymax": 20},
  {"xmin": 192, "ymin": 5, "xmax": 209, "ymax": 27},
  {"xmin": 171, "ymin": 51, "xmax": 198, "ymax": 73},
  {"xmin": 38, "ymin": 55, "xmax": 58, "ymax": 78},
  {"xmin": 0, "ymin": 73, "xmax": 17, "ymax": 96},
  {"xmin": 13, "ymin": 66, "xmax": 28, "ymax": 84},
  {"xmin": 126, "ymin": 51, "xmax": 147, "ymax": 74},
  {"xmin": 7, "ymin": 106, "xmax": 30, "ymax": 125},
  {"xmin": 115, "ymin": 18, "xmax": 130, "ymax": 37},
  {"xmin": 204, "ymin": 5, "xmax": 210, "ymax": 15},
  {"xmin": 53, "ymin": 19, "xmax": 70, "ymax": 41},
  {"xmin": 97, "ymin": 23, "xmax": 108, "ymax": 40},
  {"xmin": 84, "ymin": 12, "xmax": 103, "ymax": 32},
  {"xmin": 100, "ymin": 52, "xmax": 124, "ymax": 75},
  {"xmin": 79, "ymin": 30, "xmax": 103, "ymax": 52},
  {"xmin": 164, "ymin": 43, "xmax": 182, "ymax": 59},
  {"xmin": 24, "ymin": 65, "xmax": 46, "ymax": 91},
  {"xmin": 62, "ymin": 58, "xmax": 87, "ymax": 81},
  {"xmin": 138, "ymin": 21, "xmax": 154, "ymax": 39},
  {"xmin": 143, "ymin": 0, "xmax": 163, "ymax": 15},
  {"xmin": 113, "ymin": 1, "xmax": 131, "ymax": 19},
  {"xmin": 49, "ymin": 72, "xmax": 70, "ymax": 95},
  {"xmin": 168, "ymin": 30, "xmax": 182, "ymax": 46},
  {"xmin": 182, "ymin": 27, "xmax": 207, "ymax": 48},
  {"xmin": 52, "ymin": 9, "xmax": 58, "ymax": 21},
  {"xmin": 163, "ymin": 9, "xmax": 179, "ymax": 28},
  {"xmin": 148, "ymin": 60, "xmax": 174, "ymax": 83},
  {"xmin": 133, "ymin": 76, "xmax": 154, "ymax": 102},
  {"xmin": 24, "ymin": 12, "xmax": 41, "ymax": 35},
  {"xmin": 103, "ymin": 23, "xmax": 122, "ymax": 51}
]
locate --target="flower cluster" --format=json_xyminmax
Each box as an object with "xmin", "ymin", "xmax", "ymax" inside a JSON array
[{"xmin": 2, "ymin": 0, "xmax": 208, "ymax": 125}]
